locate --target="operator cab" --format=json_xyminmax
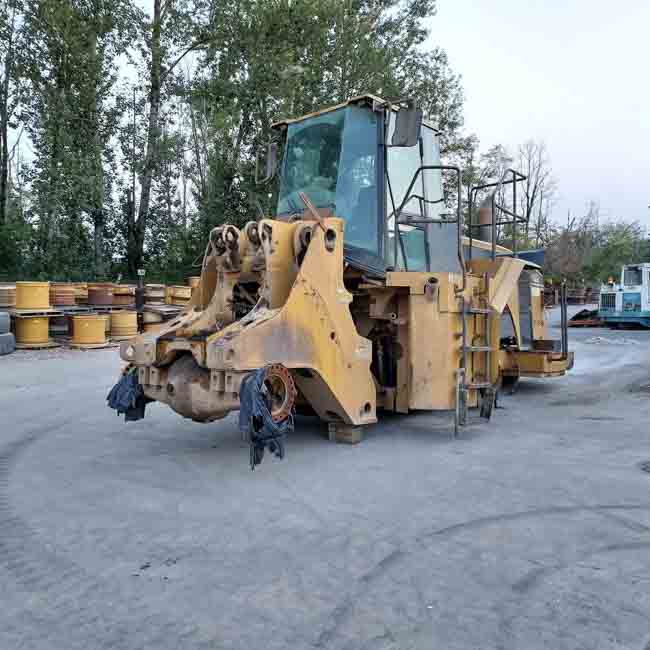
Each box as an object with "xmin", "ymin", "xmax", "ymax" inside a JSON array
[{"xmin": 272, "ymin": 95, "xmax": 458, "ymax": 276}]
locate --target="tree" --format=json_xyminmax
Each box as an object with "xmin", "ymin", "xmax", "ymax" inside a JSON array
[
  {"xmin": 129, "ymin": 0, "xmax": 214, "ymax": 276},
  {"xmin": 0, "ymin": 0, "xmax": 23, "ymax": 226},
  {"xmin": 517, "ymin": 140, "xmax": 556, "ymax": 247},
  {"xmin": 177, "ymin": 0, "xmax": 459, "ymax": 239},
  {"xmin": 19, "ymin": 0, "xmax": 140, "ymax": 278}
]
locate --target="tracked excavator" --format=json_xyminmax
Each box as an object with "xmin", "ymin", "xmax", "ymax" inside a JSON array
[{"xmin": 115, "ymin": 95, "xmax": 572, "ymax": 458}]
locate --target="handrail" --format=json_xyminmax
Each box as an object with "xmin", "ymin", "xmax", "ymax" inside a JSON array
[
  {"xmin": 468, "ymin": 168, "xmax": 528, "ymax": 261},
  {"xmin": 388, "ymin": 164, "xmax": 465, "ymax": 291}
]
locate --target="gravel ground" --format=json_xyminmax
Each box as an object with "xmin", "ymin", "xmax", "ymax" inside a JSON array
[{"xmin": 1, "ymin": 308, "xmax": 650, "ymax": 650}]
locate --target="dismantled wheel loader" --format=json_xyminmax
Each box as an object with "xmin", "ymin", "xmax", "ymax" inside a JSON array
[{"xmin": 115, "ymin": 94, "xmax": 573, "ymax": 458}]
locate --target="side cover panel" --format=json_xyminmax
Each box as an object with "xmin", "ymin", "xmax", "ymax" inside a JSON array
[{"xmin": 387, "ymin": 272, "xmax": 483, "ymax": 411}]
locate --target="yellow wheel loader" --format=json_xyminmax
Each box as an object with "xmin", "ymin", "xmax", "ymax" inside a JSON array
[{"xmin": 114, "ymin": 95, "xmax": 573, "ymax": 460}]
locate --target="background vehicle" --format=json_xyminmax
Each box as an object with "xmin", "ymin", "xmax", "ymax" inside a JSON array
[{"xmin": 599, "ymin": 263, "xmax": 650, "ymax": 328}]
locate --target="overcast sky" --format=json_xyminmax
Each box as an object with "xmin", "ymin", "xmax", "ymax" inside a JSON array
[{"xmin": 429, "ymin": 0, "xmax": 650, "ymax": 227}]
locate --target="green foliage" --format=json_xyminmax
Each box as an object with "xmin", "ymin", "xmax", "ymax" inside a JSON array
[
  {"xmin": 11, "ymin": 0, "xmax": 641, "ymax": 290},
  {"xmin": 544, "ymin": 202, "xmax": 650, "ymax": 285},
  {"xmin": 0, "ymin": 218, "xmax": 31, "ymax": 280},
  {"xmin": 583, "ymin": 222, "xmax": 650, "ymax": 283}
]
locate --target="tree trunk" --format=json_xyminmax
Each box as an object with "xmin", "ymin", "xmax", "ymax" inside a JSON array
[
  {"xmin": 0, "ymin": 7, "xmax": 16, "ymax": 225},
  {"xmin": 93, "ymin": 208, "xmax": 105, "ymax": 276},
  {"xmin": 132, "ymin": 0, "xmax": 163, "ymax": 273},
  {"xmin": 89, "ymin": 31, "xmax": 105, "ymax": 277}
]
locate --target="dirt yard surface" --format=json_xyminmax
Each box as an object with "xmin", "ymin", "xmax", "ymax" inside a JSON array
[{"xmin": 2, "ymin": 308, "xmax": 650, "ymax": 650}]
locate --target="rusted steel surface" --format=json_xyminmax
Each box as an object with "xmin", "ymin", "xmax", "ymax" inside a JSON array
[
  {"xmin": 50, "ymin": 283, "xmax": 76, "ymax": 306},
  {"xmin": 88, "ymin": 286, "xmax": 114, "ymax": 306},
  {"xmin": 264, "ymin": 364, "xmax": 297, "ymax": 422}
]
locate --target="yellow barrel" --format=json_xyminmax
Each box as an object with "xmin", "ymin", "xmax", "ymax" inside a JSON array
[
  {"xmin": 0, "ymin": 284, "xmax": 16, "ymax": 308},
  {"xmin": 110, "ymin": 311, "xmax": 137, "ymax": 339},
  {"xmin": 72, "ymin": 314, "xmax": 107, "ymax": 345},
  {"xmin": 15, "ymin": 316, "xmax": 50, "ymax": 345},
  {"xmin": 187, "ymin": 276, "xmax": 200, "ymax": 289},
  {"xmin": 50, "ymin": 282, "xmax": 76, "ymax": 306},
  {"xmin": 15, "ymin": 281, "xmax": 50, "ymax": 310}
]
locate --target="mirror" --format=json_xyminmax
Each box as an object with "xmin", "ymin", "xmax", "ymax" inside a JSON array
[
  {"xmin": 391, "ymin": 102, "xmax": 423, "ymax": 148},
  {"xmin": 255, "ymin": 141, "xmax": 279, "ymax": 184}
]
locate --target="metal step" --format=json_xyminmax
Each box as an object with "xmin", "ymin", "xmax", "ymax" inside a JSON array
[
  {"xmin": 463, "ymin": 345, "xmax": 493, "ymax": 353},
  {"xmin": 463, "ymin": 382, "xmax": 493, "ymax": 390},
  {"xmin": 465, "ymin": 307, "xmax": 491, "ymax": 314}
]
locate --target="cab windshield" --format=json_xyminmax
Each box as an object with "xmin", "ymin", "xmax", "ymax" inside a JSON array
[{"xmin": 277, "ymin": 105, "xmax": 379, "ymax": 253}]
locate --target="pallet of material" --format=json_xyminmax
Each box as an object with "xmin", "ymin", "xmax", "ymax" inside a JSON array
[
  {"xmin": 143, "ymin": 304, "xmax": 184, "ymax": 317},
  {"xmin": 568, "ymin": 309, "xmax": 602, "ymax": 327}
]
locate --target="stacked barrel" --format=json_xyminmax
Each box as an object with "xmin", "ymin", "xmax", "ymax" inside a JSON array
[
  {"xmin": 50, "ymin": 283, "xmax": 76, "ymax": 306},
  {"xmin": 71, "ymin": 314, "xmax": 108, "ymax": 347},
  {"xmin": 0, "ymin": 283, "xmax": 16, "ymax": 308},
  {"xmin": 74, "ymin": 283, "xmax": 88, "ymax": 304},
  {"xmin": 13, "ymin": 281, "xmax": 57, "ymax": 348},
  {"xmin": 88, "ymin": 283, "xmax": 114, "ymax": 306},
  {"xmin": 113, "ymin": 285, "xmax": 135, "ymax": 306},
  {"xmin": 110, "ymin": 311, "xmax": 138, "ymax": 340},
  {"xmin": 145, "ymin": 284, "xmax": 166, "ymax": 305},
  {"xmin": 0, "ymin": 283, "xmax": 16, "ymax": 355},
  {"xmin": 4, "ymin": 277, "xmax": 191, "ymax": 350},
  {"xmin": 170, "ymin": 285, "xmax": 192, "ymax": 307},
  {"xmin": 16, "ymin": 282, "xmax": 50, "ymax": 310}
]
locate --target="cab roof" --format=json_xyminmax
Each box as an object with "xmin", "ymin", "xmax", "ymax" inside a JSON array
[{"xmin": 271, "ymin": 93, "xmax": 438, "ymax": 131}]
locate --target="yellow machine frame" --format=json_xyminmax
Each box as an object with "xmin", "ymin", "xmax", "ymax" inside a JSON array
[{"xmin": 119, "ymin": 95, "xmax": 573, "ymax": 443}]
